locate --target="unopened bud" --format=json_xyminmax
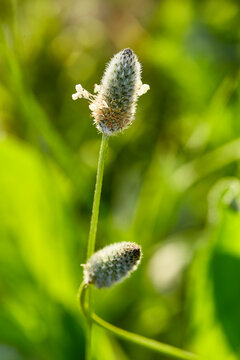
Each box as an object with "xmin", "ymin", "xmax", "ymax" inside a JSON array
[{"xmin": 83, "ymin": 242, "xmax": 142, "ymax": 288}]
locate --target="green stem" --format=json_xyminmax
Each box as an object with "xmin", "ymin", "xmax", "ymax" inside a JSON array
[
  {"xmin": 78, "ymin": 283, "xmax": 199, "ymax": 360},
  {"xmin": 85, "ymin": 134, "xmax": 109, "ymax": 360},
  {"xmin": 87, "ymin": 133, "xmax": 109, "ymax": 259},
  {"xmin": 86, "ymin": 320, "xmax": 92, "ymax": 360}
]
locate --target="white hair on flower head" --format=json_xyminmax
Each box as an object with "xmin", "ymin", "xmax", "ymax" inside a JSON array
[{"xmin": 72, "ymin": 48, "xmax": 150, "ymax": 135}]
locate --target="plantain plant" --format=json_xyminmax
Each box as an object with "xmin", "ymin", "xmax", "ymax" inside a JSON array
[{"xmin": 72, "ymin": 48, "xmax": 198, "ymax": 360}]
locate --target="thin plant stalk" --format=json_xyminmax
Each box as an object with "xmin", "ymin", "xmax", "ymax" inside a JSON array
[
  {"xmin": 87, "ymin": 133, "xmax": 109, "ymax": 258},
  {"xmin": 79, "ymin": 283, "xmax": 198, "ymax": 360},
  {"xmin": 85, "ymin": 133, "xmax": 109, "ymax": 360}
]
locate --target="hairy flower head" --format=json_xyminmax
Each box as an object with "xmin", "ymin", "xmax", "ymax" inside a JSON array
[
  {"xmin": 82, "ymin": 242, "xmax": 142, "ymax": 288},
  {"xmin": 72, "ymin": 48, "xmax": 149, "ymax": 135}
]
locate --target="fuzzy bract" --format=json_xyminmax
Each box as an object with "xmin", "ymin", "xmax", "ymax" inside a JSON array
[
  {"xmin": 72, "ymin": 48, "xmax": 149, "ymax": 135},
  {"xmin": 83, "ymin": 242, "xmax": 142, "ymax": 288}
]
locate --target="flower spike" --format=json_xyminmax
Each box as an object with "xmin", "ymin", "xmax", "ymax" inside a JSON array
[
  {"xmin": 72, "ymin": 48, "xmax": 149, "ymax": 135},
  {"xmin": 82, "ymin": 242, "xmax": 142, "ymax": 288}
]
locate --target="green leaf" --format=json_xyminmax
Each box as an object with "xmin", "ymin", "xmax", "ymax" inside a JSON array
[{"xmin": 189, "ymin": 178, "xmax": 240, "ymax": 359}]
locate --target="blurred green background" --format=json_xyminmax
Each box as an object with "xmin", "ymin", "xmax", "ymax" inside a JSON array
[{"xmin": 1, "ymin": 0, "xmax": 240, "ymax": 359}]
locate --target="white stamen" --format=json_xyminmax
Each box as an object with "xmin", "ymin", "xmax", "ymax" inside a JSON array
[
  {"xmin": 94, "ymin": 84, "xmax": 101, "ymax": 93},
  {"xmin": 89, "ymin": 103, "xmax": 97, "ymax": 111},
  {"xmin": 72, "ymin": 93, "xmax": 79, "ymax": 100},
  {"xmin": 138, "ymin": 84, "xmax": 150, "ymax": 96},
  {"xmin": 75, "ymin": 84, "xmax": 83, "ymax": 92},
  {"xmin": 82, "ymin": 90, "xmax": 91, "ymax": 99}
]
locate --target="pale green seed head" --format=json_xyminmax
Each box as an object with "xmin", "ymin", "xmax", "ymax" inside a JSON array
[{"xmin": 83, "ymin": 242, "xmax": 142, "ymax": 288}]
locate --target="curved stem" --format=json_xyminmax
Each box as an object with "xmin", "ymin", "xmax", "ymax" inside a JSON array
[
  {"xmin": 77, "ymin": 282, "xmax": 92, "ymax": 360},
  {"xmin": 84, "ymin": 134, "xmax": 109, "ymax": 360},
  {"xmin": 78, "ymin": 283, "xmax": 199, "ymax": 360}
]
